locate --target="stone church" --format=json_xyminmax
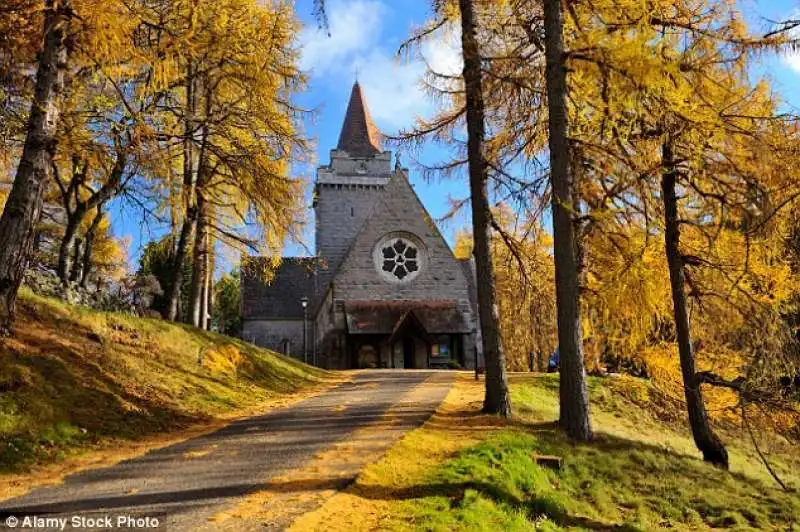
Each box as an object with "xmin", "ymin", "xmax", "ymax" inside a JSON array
[{"xmin": 241, "ymin": 82, "xmax": 480, "ymax": 370}]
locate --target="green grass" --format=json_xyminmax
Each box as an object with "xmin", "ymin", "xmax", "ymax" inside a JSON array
[
  {"xmin": 0, "ymin": 289, "xmax": 328, "ymax": 473},
  {"xmin": 388, "ymin": 375, "xmax": 800, "ymax": 531}
]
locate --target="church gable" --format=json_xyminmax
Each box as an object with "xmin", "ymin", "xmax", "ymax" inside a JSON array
[{"xmin": 332, "ymin": 170, "xmax": 472, "ymax": 305}]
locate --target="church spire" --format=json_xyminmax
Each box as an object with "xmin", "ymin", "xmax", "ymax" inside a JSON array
[{"xmin": 336, "ymin": 82, "xmax": 382, "ymax": 158}]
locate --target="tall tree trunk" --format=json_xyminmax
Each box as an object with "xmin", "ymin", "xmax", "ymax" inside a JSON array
[
  {"xmin": 458, "ymin": 0, "xmax": 511, "ymax": 417},
  {"xmin": 188, "ymin": 193, "xmax": 208, "ymax": 327},
  {"xmin": 79, "ymin": 205, "xmax": 103, "ymax": 288},
  {"xmin": 188, "ymin": 91, "xmax": 211, "ymax": 328},
  {"xmin": 0, "ymin": 0, "xmax": 70, "ymax": 335},
  {"xmin": 57, "ymin": 213, "xmax": 82, "ymax": 282},
  {"xmin": 166, "ymin": 210, "xmax": 196, "ymax": 321},
  {"xmin": 69, "ymin": 238, "xmax": 83, "ymax": 283},
  {"xmin": 206, "ymin": 234, "xmax": 214, "ymax": 331},
  {"xmin": 572, "ymin": 152, "xmax": 598, "ymax": 373},
  {"xmin": 166, "ymin": 62, "xmax": 197, "ymax": 322},
  {"xmin": 661, "ymin": 139, "xmax": 729, "ymax": 468},
  {"xmin": 542, "ymin": 0, "xmax": 592, "ymax": 440},
  {"xmin": 199, "ymin": 232, "xmax": 209, "ymax": 329},
  {"xmin": 56, "ymin": 158, "xmax": 86, "ymax": 282}
]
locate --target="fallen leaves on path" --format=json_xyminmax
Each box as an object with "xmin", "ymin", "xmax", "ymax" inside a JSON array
[
  {"xmin": 207, "ymin": 373, "xmax": 455, "ymax": 531},
  {"xmin": 288, "ymin": 374, "xmax": 507, "ymax": 532}
]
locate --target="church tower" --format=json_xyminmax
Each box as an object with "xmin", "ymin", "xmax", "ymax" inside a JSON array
[{"xmin": 314, "ymin": 82, "xmax": 392, "ymax": 285}]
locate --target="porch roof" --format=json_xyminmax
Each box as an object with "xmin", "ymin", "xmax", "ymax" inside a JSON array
[{"xmin": 344, "ymin": 300, "xmax": 470, "ymax": 335}]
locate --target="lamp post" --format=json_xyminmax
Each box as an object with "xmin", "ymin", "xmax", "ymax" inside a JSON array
[{"xmin": 301, "ymin": 296, "xmax": 309, "ymax": 365}]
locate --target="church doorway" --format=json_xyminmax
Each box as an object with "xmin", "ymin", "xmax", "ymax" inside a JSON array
[
  {"xmin": 402, "ymin": 336, "xmax": 415, "ymax": 369},
  {"xmin": 357, "ymin": 344, "xmax": 378, "ymax": 368}
]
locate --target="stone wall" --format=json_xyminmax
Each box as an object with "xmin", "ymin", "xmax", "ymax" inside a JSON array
[
  {"xmin": 313, "ymin": 148, "xmax": 393, "ymax": 301},
  {"xmin": 324, "ymin": 149, "xmax": 392, "ymax": 176},
  {"xmin": 242, "ymin": 319, "xmax": 309, "ymax": 362},
  {"xmin": 314, "ymin": 183, "xmax": 383, "ymax": 292}
]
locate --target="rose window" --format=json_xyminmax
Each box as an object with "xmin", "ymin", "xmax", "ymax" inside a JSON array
[
  {"xmin": 381, "ymin": 238, "xmax": 420, "ymax": 280},
  {"xmin": 373, "ymin": 232, "xmax": 425, "ymax": 283}
]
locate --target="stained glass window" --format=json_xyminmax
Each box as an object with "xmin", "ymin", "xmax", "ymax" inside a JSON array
[{"xmin": 380, "ymin": 238, "xmax": 419, "ymax": 281}]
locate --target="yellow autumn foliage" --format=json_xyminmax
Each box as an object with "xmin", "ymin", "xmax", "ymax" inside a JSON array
[{"xmin": 202, "ymin": 344, "xmax": 253, "ymax": 377}]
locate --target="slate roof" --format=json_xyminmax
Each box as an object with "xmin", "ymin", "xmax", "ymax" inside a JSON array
[
  {"xmin": 344, "ymin": 300, "xmax": 470, "ymax": 335},
  {"xmin": 336, "ymin": 82, "xmax": 383, "ymax": 157},
  {"xmin": 241, "ymin": 257, "xmax": 317, "ymax": 319},
  {"xmin": 386, "ymin": 309, "xmax": 436, "ymax": 344}
]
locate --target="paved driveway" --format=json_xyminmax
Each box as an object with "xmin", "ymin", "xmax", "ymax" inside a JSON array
[{"xmin": 0, "ymin": 370, "xmax": 454, "ymax": 531}]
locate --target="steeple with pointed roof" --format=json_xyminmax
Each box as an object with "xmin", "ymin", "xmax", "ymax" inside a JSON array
[{"xmin": 336, "ymin": 82, "xmax": 383, "ymax": 158}]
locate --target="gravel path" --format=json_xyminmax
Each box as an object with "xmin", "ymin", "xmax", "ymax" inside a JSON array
[{"xmin": 0, "ymin": 370, "xmax": 454, "ymax": 531}]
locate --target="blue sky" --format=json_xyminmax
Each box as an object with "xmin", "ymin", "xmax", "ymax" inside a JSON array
[
  {"xmin": 742, "ymin": 0, "xmax": 800, "ymax": 110},
  {"xmin": 286, "ymin": 0, "xmax": 466, "ymax": 256},
  {"xmin": 113, "ymin": 0, "xmax": 800, "ymax": 272}
]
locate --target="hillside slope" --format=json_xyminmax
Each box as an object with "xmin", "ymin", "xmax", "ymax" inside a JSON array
[{"xmin": 0, "ymin": 290, "xmax": 329, "ymax": 475}]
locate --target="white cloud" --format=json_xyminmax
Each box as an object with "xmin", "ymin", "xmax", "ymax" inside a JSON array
[
  {"xmin": 299, "ymin": 0, "xmax": 386, "ymax": 74},
  {"xmin": 352, "ymin": 52, "xmax": 429, "ymax": 127},
  {"xmin": 780, "ymin": 13, "xmax": 800, "ymax": 74},
  {"xmin": 299, "ymin": 0, "xmax": 462, "ymax": 131},
  {"xmin": 421, "ymin": 24, "xmax": 462, "ymax": 78},
  {"xmin": 785, "ymin": 52, "xmax": 800, "ymax": 73}
]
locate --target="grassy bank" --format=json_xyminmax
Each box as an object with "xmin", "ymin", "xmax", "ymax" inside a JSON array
[
  {"xmin": 0, "ymin": 289, "xmax": 330, "ymax": 475},
  {"xmin": 294, "ymin": 374, "xmax": 799, "ymax": 531}
]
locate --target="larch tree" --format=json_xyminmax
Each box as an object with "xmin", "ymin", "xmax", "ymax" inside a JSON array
[
  {"xmin": 456, "ymin": 0, "xmax": 512, "ymax": 416},
  {"xmin": 660, "ymin": 134, "xmax": 728, "ymax": 466},
  {"xmin": 556, "ymin": 0, "xmax": 800, "ymax": 468},
  {"xmin": 189, "ymin": 0, "xmax": 307, "ymax": 329},
  {"xmin": 447, "ymin": 0, "xmax": 800, "ymax": 464},
  {"xmin": 399, "ymin": 0, "xmax": 555, "ymax": 418},
  {"xmin": 541, "ymin": 0, "xmax": 592, "ymax": 440},
  {"xmin": 0, "ymin": 0, "xmax": 72, "ymax": 335},
  {"xmin": 138, "ymin": 0, "xmax": 306, "ymax": 325},
  {"xmin": 419, "ymin": 0, "xmax": 593, "ymax": 430},
  {"xmin": 0, "ymin": 0, "xmax": 144, "ymax": 333}
]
